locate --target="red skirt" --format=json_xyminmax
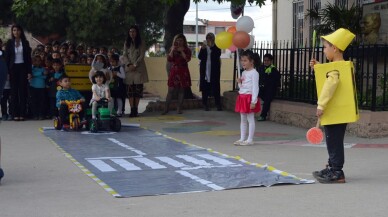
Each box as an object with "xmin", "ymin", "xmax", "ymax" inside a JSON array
[{"xmin": 235, "ymin": 94, "xmax": 261, "ymax": 113}]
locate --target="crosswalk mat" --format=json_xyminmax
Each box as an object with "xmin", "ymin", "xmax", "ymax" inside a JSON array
[{"xmin": 42, "ymin": 126, "xmax": 314, "ymax": 197}]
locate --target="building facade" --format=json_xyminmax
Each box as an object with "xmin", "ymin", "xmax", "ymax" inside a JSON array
[{"xmin": 272, "ymin": 0, "xmax": 384, "ymax": 46}]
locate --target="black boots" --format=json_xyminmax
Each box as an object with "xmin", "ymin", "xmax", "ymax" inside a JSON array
[{"xmin": 129, "ymin": 107, "xmax": 138, "ymax": 117}]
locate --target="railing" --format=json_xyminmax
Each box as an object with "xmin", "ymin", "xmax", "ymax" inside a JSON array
[{"xmin": 248, "ymin": 42, "xmax": 388, "ymax": 111}]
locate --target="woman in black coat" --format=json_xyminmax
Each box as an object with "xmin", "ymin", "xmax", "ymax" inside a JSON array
[
  {"xmin": 5, "ymin": 24, "xmax": 32, "ymax": 121},
  {"xmin": 198, "ymin": 33, "xmax": 222, "ymax": 111}
]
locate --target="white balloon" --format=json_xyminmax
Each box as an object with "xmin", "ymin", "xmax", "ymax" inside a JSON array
[
  {"xmin": 236, "ymin": 16, "xmax": 254, "ymax": 33},
  {"xmin": 244, "ymin": 35, "xmax": 255, "ymax": 50}
]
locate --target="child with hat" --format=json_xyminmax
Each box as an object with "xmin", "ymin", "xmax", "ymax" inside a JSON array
[{"xmin": 309, "ymin": 28, "xmax": 356, "ymax": 184}]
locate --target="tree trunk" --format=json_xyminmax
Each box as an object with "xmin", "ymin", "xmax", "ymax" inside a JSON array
[{"xmin": 163, "ymin": 0, "xmax": 195, "ymax": 99}]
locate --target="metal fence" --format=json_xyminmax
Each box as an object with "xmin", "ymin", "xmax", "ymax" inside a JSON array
[{"xmin": 249, "ymin": 42, "xmax": 388, "ymax": 111}]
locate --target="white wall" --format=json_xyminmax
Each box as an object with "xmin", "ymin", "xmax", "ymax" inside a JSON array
[{"xmin": 276, "ymin": 0, "xmax": 294, "ymax": 42}]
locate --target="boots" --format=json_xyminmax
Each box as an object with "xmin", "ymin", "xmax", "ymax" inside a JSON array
[
  {"xmin": 134, "ymin": 107, "xmax": 138, "ymax": 117},
  {"xmin": 129, "ymin": 107, "xmax": 138, "ymax": 117}
]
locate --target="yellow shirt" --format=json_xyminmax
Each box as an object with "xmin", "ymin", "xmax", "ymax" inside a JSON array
[{"xmin": 317, "ymin": 70, "xmax": 339, "ymax": 110}]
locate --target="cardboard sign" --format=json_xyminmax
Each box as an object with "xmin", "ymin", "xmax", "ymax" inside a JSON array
[
  {"xmin": 314, "ymin": 61, "xmax": 359, "ymax": 125},
  {"xmin": 64, "ymin": 64, "xmax": 92, "ymax": 91}
]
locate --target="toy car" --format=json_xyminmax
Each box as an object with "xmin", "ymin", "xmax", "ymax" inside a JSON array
[
  {"xmin": 54, "ymin": 100, "xmax": 85, "ymax": 130},
  {"xmin": 86, "ymin": 98, "xmax": 121, "ymax": 133}
]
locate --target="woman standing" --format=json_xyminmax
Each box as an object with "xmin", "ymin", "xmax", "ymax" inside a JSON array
[
  {"xmin": 198, "ymin": 32, "xmax": 222, "ymax": 111},
  {"xmin": 5, "ymin": 24, "xmax": 32, "ymax": 121},
  {"xmin": 162, "ymin": 34, "xmax": 192, "ymax": 115},
  {"xmin": 121, "ymin": 25, "xmax": 149, "ymax": 117}
]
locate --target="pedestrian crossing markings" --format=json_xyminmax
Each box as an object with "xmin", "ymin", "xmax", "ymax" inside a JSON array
[{"xmin": 86, "ymin": 154, "xmax": 242, "ymax": 172}]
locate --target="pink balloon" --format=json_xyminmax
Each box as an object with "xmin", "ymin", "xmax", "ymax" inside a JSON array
[
  {"xmin": 228, "ymin": 44, "xmax": 237, "ymax": 52},
  {"xmin": 232, "ymin": 31, "xmax": 250, "ymax": 48}
]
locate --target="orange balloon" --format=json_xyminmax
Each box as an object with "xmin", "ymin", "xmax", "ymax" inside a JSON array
[
  {"xmin": 306, "ymin": 127, "xmax": 324, "ymax": 144},
  {"xmin": 227, "ymin": 26, "xmax": 237, "ymax": 34},
  {"xmin": 232, "ymin": 31, "xmax": 250, "ymax": 48}
]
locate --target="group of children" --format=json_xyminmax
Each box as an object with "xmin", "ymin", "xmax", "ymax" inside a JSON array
[{"xmin": 0, "ymin": 41, "xmax": 127, "ymax": 124}]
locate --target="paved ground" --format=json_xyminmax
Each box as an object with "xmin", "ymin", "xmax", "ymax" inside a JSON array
[{"xmin": 1, "ymin": 98, "xmax": 388, "ymax": 217}]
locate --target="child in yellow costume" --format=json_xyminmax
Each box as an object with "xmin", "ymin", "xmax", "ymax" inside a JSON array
[{"xmin": 309, "ymin": 28, "xmax": 356, "ymax": 184}]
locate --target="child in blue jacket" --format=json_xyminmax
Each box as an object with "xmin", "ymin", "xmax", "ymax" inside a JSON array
[
  {"xmin": 30, "ymin": 55, "xmax": 47, "ymax": 120},
  {"xmin": 56, "ymin": 74, "xmax": 85, "ymax": 129}
]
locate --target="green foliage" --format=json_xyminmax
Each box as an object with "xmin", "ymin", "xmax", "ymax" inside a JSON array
[
  {"xmin": 10, "ymin": 0, "xmax": 274, "ymax": 48},
  {"xmin": 15, "ymin": 0, "xmax": 69, "ymax": 37},
  {"xmin": 0, "ymin": 0, "xmax": 13, "ymax": 24},
  {"xmin": 306, "ymin": 3, "xmax": 362, "ymax": 39},
  {"xmin": 191, "ymin": 0, "xmax": 271, "ymax": 7},
  {"xmin": 11, "ymin": 0, "xmax": 164, "ymax": 48}
]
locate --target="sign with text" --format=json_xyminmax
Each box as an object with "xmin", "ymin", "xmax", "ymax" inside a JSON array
[{"xmin": 64, "ymin": 64, "xmax": 92, "ymax": 91}]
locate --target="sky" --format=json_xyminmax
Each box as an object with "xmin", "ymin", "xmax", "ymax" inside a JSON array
[{"xmin": 184, "ymin": 0, "xmax": 273, "ymax": 42}]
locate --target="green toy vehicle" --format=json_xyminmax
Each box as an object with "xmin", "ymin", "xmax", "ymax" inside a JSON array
[{"xmin": 86, "ymin": 98, "xmax": 121, "ymax": 133}]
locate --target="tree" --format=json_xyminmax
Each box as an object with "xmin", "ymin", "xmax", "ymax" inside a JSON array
[
  {"xmin": 305, "ymin": 2, "xmax": 362, "ymax": 42},
  {"xmin": 11, "ymin": 0, "xmax": 274, "ymax": 48},
  {"xmin": 15, "ymin": 0, "xmax": 69, "ymax": 37},
  {"xmin": 0, "ymin": 0, "xmax": 14, "ymax": 25},
  {"xmin": 11, "ymin": 0, "xmax": 165, "ymax": 48}
]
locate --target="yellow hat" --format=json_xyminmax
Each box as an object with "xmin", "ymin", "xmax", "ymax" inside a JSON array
[{"xmin": 321, "ymin": 28, "xmax": 355, "ymax": 51}]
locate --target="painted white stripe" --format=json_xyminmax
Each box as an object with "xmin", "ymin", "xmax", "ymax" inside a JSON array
[
  {"xmin": 87, "ymin": 160, "xmax": 116, "ymax": 172},
  {"xmin": 133, "ymin": 157, "xmax": 166, "ymax": 169},
  {"xmin": 155, "ymin": 157, "xmax": 188, "ymax": 168},
  {"xmin": 176, "ymin": 170, "xmax": 224, "ymax": 190},
  {"xmin": 107, "ymin": 138, "xmax": 146, "ymax": 155},
  {"xmin": 111, "ymin": 159, "xmax": 141, "ymax": 171},
  {"xmin": 197, "ymin": 154, "xmax": 236, "ymax": 166},
  {"xmin": 85, "ymin": 156, "xmax": 143, "ymax": 160},
  {"xmin": 181, "ymin": 164, "xmax": 243, "ymax": 170},
  {"xmin": 176, "ymin": 155, "xmax": 212, "ymax": 166}
]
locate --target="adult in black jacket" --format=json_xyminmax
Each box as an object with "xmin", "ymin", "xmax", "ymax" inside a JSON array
[
  {"xmin": 5, "ymin": 24, "xmax": 32, "ymax": 121},
  {"xmin": 198, "ymin": 33, "xmax": 222, "ymax": 111},
  {"xmin": 257, "ymin": 53, "xmax": 280, "ymax": 121}
]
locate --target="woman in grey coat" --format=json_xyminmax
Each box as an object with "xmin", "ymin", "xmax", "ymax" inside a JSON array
[{"xmin": 121, "ymin": 25, "xmax": 149, "ymax": 117}]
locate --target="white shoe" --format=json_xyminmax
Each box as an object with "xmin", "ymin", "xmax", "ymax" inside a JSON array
[
  {"xmin": 239, "ymin": 140, "xmax": 254, "ymax": 146},
  {"xmin": 233, "ymin": 140, "xmax": 243, "ymax": 145}
]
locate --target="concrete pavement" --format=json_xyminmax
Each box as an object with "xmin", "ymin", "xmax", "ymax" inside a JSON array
[{"xmin": 1, "ymin": 98, "xmax": 388, "ymax": 217}]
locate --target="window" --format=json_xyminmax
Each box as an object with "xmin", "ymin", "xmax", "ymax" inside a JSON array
[
  {"xmin": 293, "ymin": 0, "xmax": 304, "ymax": 47},
  {"xmin": 335, "ymin": 0, "xmax": 348, "ymax": 8},
  {"xmin": 183, "ymin": 25, "xmax": 206, "ymax": 34},
  {"xmin": 215, "ymin": 27, "xmax": 226, "ymax": 35}
]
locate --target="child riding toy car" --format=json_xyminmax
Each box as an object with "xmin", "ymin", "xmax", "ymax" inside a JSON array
[
  {"xmin": 86, "ymin": 98, "xmax": 121, "ymax": 133},
  {"xmin": 54, "ymin": 100, "xmax": 85, "ymax": 130}
]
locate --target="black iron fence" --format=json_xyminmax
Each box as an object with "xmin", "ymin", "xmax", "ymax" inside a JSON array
[{"xmin": 249, "ymin": 42, "xmax": 388, "ymax": 111}]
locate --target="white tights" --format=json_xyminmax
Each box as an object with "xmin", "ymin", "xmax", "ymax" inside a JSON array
[
  {"xmin": 114, "ymin": 98, "xmax": 123, "ymax": 114},
  {"xmin": 240, "ymin": 113, "xmax": 255, "ymax": 142}
]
